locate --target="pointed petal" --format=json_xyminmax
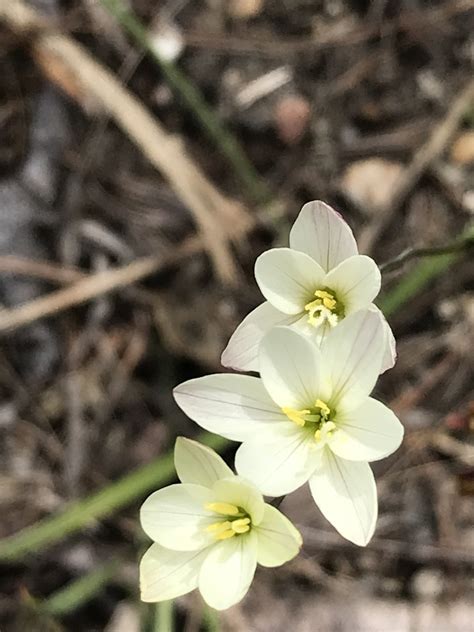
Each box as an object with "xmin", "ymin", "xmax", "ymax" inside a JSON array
[
  {"xmin": 255, "ymin": 504, "xmax": 302, "ymax": 567},
  {"xmin": 212, "ymin": 477, "xmax": 265, "ymax": 525},
  {"xmin": 309, "ymin": 450, "xmax": 377, "ymax": 546},
  {"xmin": 289, "ymin": 201, "xmax": 358, "ymax": 272},
  {"xmin": 381, "ymin": 317, "xmax": 397, "ymax": 373},
  {"xmin": 235, "ymin": 425, "xmax": 317, "ymax": 496},
  {"xmin": 320, "ymin": 310, "xmax": 385, "ymax": 408},
  {"xmin": 331, "ymin": 398, "xmax": 404, "ymax": 462},
  {"xmin": 255, "ymin": 248, "xmax": 326, "ymax": 314},
  {"xmin": 175, "ymin": 437, "xmax": 233, "ymax": 488},
  {"xmin": 173, "ymin": 374, "xmax": 287, "ymax": 441},
  {"xmin": 259, "ymin": 326, "xmax": 321, "ymax": 408},
  {"xmin": 221, "ymin": 302, "xmax": 300, "ymax": 372},
  {"xmin": 140, "ymin": 543, "xmax": 207, "ymax": 602},
  {"xmin": 140, "ymin": 484, "xmax": 213, "ymax": 551},
  {"xmin": 324, "ymin": 255, "xmax": 381, "ymax": 313},
  {"xmin": 198, "ymin": 531, "xmax": 258, "ymax": 610},
  {"xmin": 369, "ymin": 305, "xmax": 397, "ymax": 373}
]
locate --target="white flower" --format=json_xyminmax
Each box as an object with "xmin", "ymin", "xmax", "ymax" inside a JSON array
[
  {"xmin": 140, "ymin": 437, "xmax": 302, "ymax": 610},
  {"xmin": 221, "ymin": 200, "xmax": 395, "ymax": 374},
  {"xmin": 174, "ymin": 310, "xmax": 404, "ymax": 546}
]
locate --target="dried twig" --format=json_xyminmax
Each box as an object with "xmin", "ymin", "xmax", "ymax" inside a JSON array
[
  {"xmin": 300, "ymin": 525, "xmax": 474, "ymax": 565},
  {"xmin": 0, "ymin": 236, "xmax": 201, "ymax": 334},
  {"xmin": 359, "ymin": 78, "xmax": 474, "ymax": 253},
  {"xmin": 0, "ymin": 0, "xmax": 251, "ymax": 285},
  {"xmin": 0, "ymin": 255, "xmax": 84, "ymax": 284},
  {"xmin": 182, "ymin": 0, "xmax": 473, "ymax": 57}
]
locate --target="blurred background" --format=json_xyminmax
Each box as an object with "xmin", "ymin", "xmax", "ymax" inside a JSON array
[{"xmin": 0, "ymin": 0, "xmax": 473, "ymax": 630}]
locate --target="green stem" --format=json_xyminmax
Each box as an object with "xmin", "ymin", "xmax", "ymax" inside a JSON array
[
  {"xmin": 0, "ymin": 433, "xmax": 228, "ymax": 561},
  {"xmin": 155, "ymin": 601, "xmax": 174, "ymax": 632},
  {"xmin": 378, "ymin": 224, "xmax": 474, "ymax": 316},
  {"xmin": 99, "ymin": 0, "xmax": 269, "ymax": 203},
  {"xmin": 42, "ymin": 561, "xmax": 120, "ymax": 616},
  {"xmin": 202, "ymin": 604, "xmax": 220, "ymax": 632}
]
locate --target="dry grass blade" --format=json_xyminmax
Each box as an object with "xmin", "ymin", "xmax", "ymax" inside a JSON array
[
  {"xmin": 0, "ymin": 237, "xmax": 201, "ymax": 333},
  {"xmin": 0, "ymin": 0, "xmax": 252, "ymax": 285}
]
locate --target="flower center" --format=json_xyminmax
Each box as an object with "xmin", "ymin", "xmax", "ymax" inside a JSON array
[
  {"xmin": 304, "ymin": 289, "xmax": 344, "ymax": 328},
  {"xmin": 204, "ymin": 502, "xmax": 251, "ymax": 540},
  {"xmin": 282, "ymin": 399, "xmax": 337, "ymax": 443}
]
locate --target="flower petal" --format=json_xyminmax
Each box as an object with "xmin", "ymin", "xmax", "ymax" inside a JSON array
[
  {"xmin": 369, "ymin": 305, "xmax": 397, "ymax": 373},
  {"xmin": 173, "ymin": 374, "xmax": 287, "ymax": 441},
  {"xmin": 331, "ymin": 398, "xmax": 404, "ymax": 462},
  {"xmin": 324, "ymin": 255, "xmax": 381, "ymax": 313},
  {"xmin": 140, "ymin": 543, "xmax": 207, "ymax": 602},
  {"xmin": 198, "ymin": 531, "xmax": 258, "ymax": 610},
  {"xmin": 289, "ymin": 200, "xmax": 358, "ymax": 272},
  {"xmin": 140, "ymin": 483, "xmax": 213, "ymax": 551},
  {"xmin": 212, "ymin": 477, "xmax": 265, "ymax": 525},
  {"xmin": 235, "ymin": 425, "xmax": 317, "ymax": 496},
  {"xmin": 221, "ymin": 301, "xmax": 300, "ymax": 372},
  {"xmin": 309, "ymin": 450, "xmax": 377, "ymax": 546},
  {"xmin": 255, "ymin": 504, "xmax": 302, "ymax": 567},
  {"xmin": 255, "ymin": 248, "xmax": 326, "ymax": 314},
  {"xmin": 175, "ymin": 437, "xmax": 233, "ymax": 488},
  {"xmin": 259, "ymin": 326, "xmax": 321, "ymax": 408},
  {"xmin": 320, "ymin": 309, "xmax": 385, "ymax": 408}
]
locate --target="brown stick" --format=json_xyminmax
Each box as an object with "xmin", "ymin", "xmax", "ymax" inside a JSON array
[
  {"xmin": 0, "ymin": 0, "xmax": 251, "ymax": 285},
  {"xmin": 359, "ymin": 78, "xmax": 474, "ymax": 253},
  {"xmin": 0, "ymin": 237, "xmax": 201, "ymax": 334},
  {"xmin": 0, "ymin": 255, "xmax": 85, "ymax": 284}
]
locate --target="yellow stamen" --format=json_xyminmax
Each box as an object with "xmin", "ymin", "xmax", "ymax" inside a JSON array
[
  {"xmin": 314, "ymin": 290, "xmax": 337, "ymax": 310},
  {"xmin": 231, "ymin": 518, "xmax": 251, "ymax": 534},
  {"xmin": 315, "ymin": 399, "xmax": 331, "ymax": 417},
  {"xmin": 305, "ymin": 289, "xmax": 342, "ymax": 328},
  {"xmin": 205, "ymin": 502, "xmax": 240, "ymax": 516},
  {"xmin": 281, "ymin": 407, "xmax": 310, "ymax": 426},
  {"xmin": 215, "ymin": 529, "xmax": 236, "ymax": 540},
  {"xmin": 314, "ymin": 290, "xmax": 334, "ymax": 300},
  {"xmin": 206, "ymin": 521, "xmax": 232, "ymax": 534},
  {"xmin": 304, "ymin": 298, "xmax": 320, "ymax": 312}
]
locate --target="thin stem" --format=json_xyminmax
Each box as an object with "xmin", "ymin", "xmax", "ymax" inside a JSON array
[
  {"xmin": 42, "ymin": 561, "xmax": 120, "ymax": 616},
  {"xmin": 202, "ymin": 604, "xmax": 220, "ymax": 632},
  {"xmin": 99, "ymin": 0, "xmax": 269, "ymax": 203},
  {"xmin": 270, "ymin": 495, "xmax": 286, "ymax": 508},
  {"xmin": 379, "ymin": 231, "xmax": 474, "ymax": 272},
  {"xmin": 378, "ymin": 224, "xmax": 474, "ymax": 316},
  {"xmin": 155, "ymin": 601, "xmax": 174, "ymax": 632}
]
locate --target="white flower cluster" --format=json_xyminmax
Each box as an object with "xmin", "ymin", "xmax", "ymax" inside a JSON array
[{"xmin": 140, "ymin": 201, "xmax": 404, "ymax": 610}]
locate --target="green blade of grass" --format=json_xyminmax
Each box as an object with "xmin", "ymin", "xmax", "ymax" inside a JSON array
[
  {"xmin": 0, "ymin": 433, "xmax": 228, "ymax": 561},
  {"xmin": 100, "ymin": 0, "xmax": 269, "ymax": 203},
  {"xmin": 379, "ymin": 224, "xmax": 474, "ymax": 317},
  {"xmin": 42, "ymin": 560, "xmax": 120, "ymax": 616}
]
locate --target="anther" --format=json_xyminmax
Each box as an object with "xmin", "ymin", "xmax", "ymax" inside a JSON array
[{"xmin": 205, "ymin": 502, "xmax": 240, "ymax": 516}]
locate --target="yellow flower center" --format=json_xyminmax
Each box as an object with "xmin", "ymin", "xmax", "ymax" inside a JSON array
[
  {"xmin": 304, "ymin": 289, "xmax": 344, "ymax": 328},
  {"xmin": 204, "ymin": 502, "xmax": 251, "ymax": 540},
  {"xmin": 282, "ymin": 399, "xmax": 337, "ymax": 443}
]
